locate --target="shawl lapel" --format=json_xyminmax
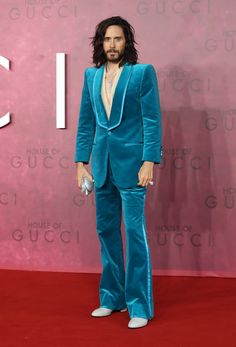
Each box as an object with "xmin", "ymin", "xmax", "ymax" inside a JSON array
[{"xmin": 92, "ymin": 62, "xmax": 133, "ymax": 130}]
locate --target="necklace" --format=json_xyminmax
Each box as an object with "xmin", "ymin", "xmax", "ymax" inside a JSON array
[
  {"xmin": 105, "ymin": 62, "xmax": 120, "ymax": 75},
  {"xmin": 105, "ymin": 63, "xmax": 120, "ymax": 92}
]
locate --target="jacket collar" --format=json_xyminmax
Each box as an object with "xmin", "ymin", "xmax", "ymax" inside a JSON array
[{"xmin": 92, "ymin": 62, "xmax": 133, "ymax": 130}]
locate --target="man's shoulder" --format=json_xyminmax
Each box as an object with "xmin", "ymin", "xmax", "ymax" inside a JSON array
[
  {"xmin": 84, "ymin": 66, "xmax": 97, "ymax": 74},
  {"xmin": 85, "ymin": 66, "xmax": 97, "ymax": 70},
  {"xmin": 132, "ymin": 63, "xmax": 156, "ymax": 75},
  {"xmin": 133, "ymin": 63, "xmax": 154, "ymax": 68}
]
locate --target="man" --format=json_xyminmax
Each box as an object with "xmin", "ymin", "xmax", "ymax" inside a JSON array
[{"xmin": 74, "ymin": 16, "xmax": 162, "ymax": 329}]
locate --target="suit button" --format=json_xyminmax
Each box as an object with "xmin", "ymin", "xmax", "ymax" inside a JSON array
[{"xmin": 108, "ymin": 131, "xmax": 111, "ymax": 135}]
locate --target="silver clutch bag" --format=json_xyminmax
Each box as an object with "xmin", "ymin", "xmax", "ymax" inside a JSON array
[{"xmin": 81, "ymin": 175, "xmax": 94, "ymax": 196}]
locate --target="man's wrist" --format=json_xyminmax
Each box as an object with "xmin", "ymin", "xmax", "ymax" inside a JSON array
[
  {"xmin": 143, "ymin": 161, "xmax": 154, "ymax": 166},
  {"xmin": 76, "ymin": 162, "xmax": 86, "ymax": 168}
]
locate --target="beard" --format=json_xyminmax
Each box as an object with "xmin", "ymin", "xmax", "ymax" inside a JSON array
[{"xmin": 105, "ymin": 49, "xmax": 125, "ymax": 63}]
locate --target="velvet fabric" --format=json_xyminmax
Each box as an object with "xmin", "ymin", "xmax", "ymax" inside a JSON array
[
  {"xmin": 74, "ymin": 62, "xmax": 162, "ymax": 320},
  {"xmin": 74, "ymin": 62, "xmax": 162, "ymax": 189},
  {"xmin": 95, "ymin": 155, "xmax": 154, "ymax": 320}
]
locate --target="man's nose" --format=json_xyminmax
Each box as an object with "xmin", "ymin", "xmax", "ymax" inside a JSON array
[{"xmin": 109, "ymin": 39, "xmax": 115, "ymax": 48}]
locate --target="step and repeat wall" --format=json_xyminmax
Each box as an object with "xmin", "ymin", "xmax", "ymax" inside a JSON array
[{"xmin": 0, "ymin": 0, "xmax": 235, "ymax": 277}]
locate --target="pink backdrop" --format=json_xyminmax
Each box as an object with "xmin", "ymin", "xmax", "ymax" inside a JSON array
[{"xmin": 0, "ymin": 0, "xmax": 235, "ymax": 277}]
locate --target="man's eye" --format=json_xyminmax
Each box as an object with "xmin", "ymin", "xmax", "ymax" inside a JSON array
[{"xmin": 104, "ymin": 38, "xmax": 122, "ymax": 42}]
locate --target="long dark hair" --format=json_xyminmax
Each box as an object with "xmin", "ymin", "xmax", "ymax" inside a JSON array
[{"xmin": 89, "ymin": 16, "xmax": 139, "ymax": 68}]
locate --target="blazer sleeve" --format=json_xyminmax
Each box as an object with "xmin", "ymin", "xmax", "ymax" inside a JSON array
[
  {"xmin": 74, "ymin": 68, "xmax": 96, "ymax": 163},
  {"xmin": 140, "ymin": 64, "xmax": 162, "ymax": 164}
]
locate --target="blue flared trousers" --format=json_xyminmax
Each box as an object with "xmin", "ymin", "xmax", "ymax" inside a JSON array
[{"xmin": 94, "ymin": 154, "xmax": 154, "ymax": 320}]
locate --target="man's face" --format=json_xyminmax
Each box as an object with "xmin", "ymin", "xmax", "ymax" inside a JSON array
[{"xmin": 103, "ymin": 25, "xmax": 126, "ymax": 64}]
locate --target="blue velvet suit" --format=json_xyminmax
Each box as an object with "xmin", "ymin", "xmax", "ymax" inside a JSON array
[{"xmin": 74, "ymin": 62, "xmax": 162, "ymax": 320}]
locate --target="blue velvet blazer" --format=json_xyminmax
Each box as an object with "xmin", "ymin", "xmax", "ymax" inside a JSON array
[{"xmin": 74, "ymin": 62, "xmax": 162, "ymax": 188}]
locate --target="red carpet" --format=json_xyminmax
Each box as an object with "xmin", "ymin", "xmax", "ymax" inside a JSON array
[{"xmin": 0, "ymin": 270, "xmax": 235, "ymax": 347}]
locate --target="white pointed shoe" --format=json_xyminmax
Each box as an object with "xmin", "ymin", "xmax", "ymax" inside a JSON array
[
  {"xmin": 91, "ymin": 307, "xmax": 127, "ymax": 317},
  {"xmin": 128, "ymin": 317, "xmax": 148, "ymax": 328}
]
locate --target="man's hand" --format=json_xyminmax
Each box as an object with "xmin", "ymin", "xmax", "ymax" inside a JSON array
[
  {"xmin": 76, "ymin": 162, "xmax": 93, "ymax": 189},
  {"xmin": 138, "ymin": 161, "xmax": 154, "ymax": 187}
]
